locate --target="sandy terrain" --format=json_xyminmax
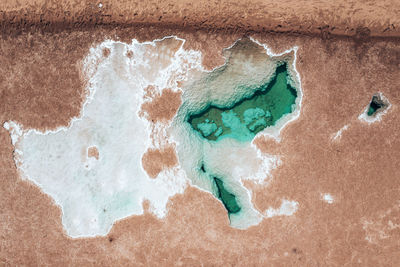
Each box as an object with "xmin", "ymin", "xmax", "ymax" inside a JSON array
[{"xmin": 1, "ymin": 0, "xmax": 400, "ymax": 266}]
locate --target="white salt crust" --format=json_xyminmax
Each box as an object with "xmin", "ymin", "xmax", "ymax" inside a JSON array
[
  {"xmin": 4, "ymin": 36, "xmax": 303, "ymax": 237},
  {"xmin": 321, "ymin": 193, "xmax": 335, "ymax": 204},
  {"xmin": 331, "ymin": 124, "xmax": 349, "ymax": 141},
  {"xmin": 265, "ymin": 199, "xmax": 299, "ymax": 217},
  {"xmin": 3, "ymin": 36, "xmax": 194, "ymax": 237}
]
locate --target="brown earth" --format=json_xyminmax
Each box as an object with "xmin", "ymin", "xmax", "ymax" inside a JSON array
[{"xmin": 1, "ymin": 1, "xmax": 400, "ymax": 266}]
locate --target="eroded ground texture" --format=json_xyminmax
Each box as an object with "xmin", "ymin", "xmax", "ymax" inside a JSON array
[{"xmin": 1, "ymin": 0, "xmax": 400, "ymax": 266}]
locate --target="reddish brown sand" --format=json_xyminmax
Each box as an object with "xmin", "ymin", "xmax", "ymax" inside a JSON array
[
  {"xmin": 1, "ymin": 1, "xmax": 400, "ymax": 266},
  {"xmin": 88, "ymin": 146, "xmax": 99, "ymax": 160},
  {"xmin": 141, "ymin": 88, "xmax": 182, "ymax": 123},
  {"xmin": 142, "ymin": 146, "xmax": 178, "ymax": 178}
]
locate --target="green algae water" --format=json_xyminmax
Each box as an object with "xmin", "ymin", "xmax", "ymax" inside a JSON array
[
  {"xmin": 213, "ymin": 177, "xmax": 241, "ymax": 214},
  {"xmin": 188, "ymin": 63, "xmax": 297, "ymax": 142}
]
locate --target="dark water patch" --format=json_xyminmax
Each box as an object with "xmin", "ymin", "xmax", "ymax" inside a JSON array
[
  {"xmin": 200, "ymin": 163, "xmax": 206, "ymax": 173},
  {"xmin": 367, "ymin": 94, "xmax": 387, "ymax": 116},
  {"xmin": 200, "ymin": 163, "xmax": 241, "ymax": 215},
  {"xmin": 188, "ymin": 63, "xmax": 297, "ymax": 142},
  {"xmin": 213, "ymin": 177, "xmax": 241, "ymax": 214}
]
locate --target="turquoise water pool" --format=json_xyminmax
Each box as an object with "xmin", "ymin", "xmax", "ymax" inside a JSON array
[{"xmin": 188, "ymin": 63, "xmax": 297, "ymax": 142}]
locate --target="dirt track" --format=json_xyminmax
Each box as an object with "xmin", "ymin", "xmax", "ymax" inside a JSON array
[
  {"xmin": 1, "ymin": 0, "xmax": 400, "ymax": 38},
  {"xmin": 1, "ymin": 1, "xmax": 400, "ymax": 266}
]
